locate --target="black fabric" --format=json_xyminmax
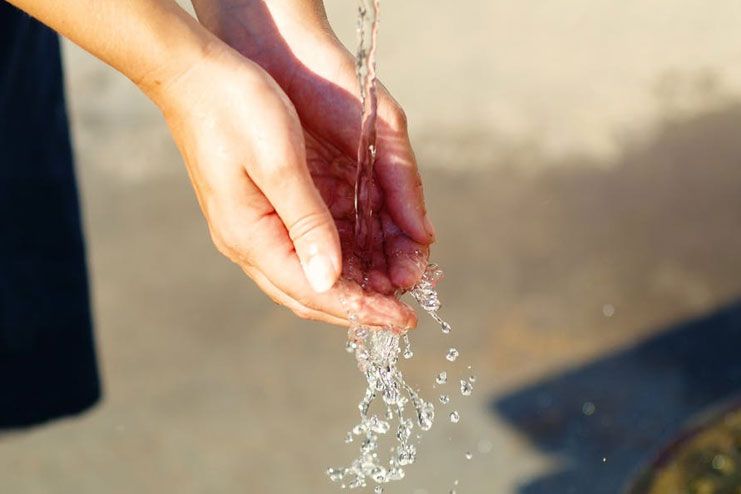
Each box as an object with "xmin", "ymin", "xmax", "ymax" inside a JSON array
[{"xmin": 0, "ymin": 2, "xmax": 100, "ymax": 427}]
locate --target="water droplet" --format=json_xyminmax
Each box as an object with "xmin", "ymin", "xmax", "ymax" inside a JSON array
[
  {"xmin": 327, "ymin": 467, "xmax": 344, "ymax": 482},
  {"xmin": 369, "ymin": 416, "xmax": 391, "ymax": 434},
  {"xmin": 602, "ymin": 304, "xmax": 615, "ymax": 317},
  {"xmin": 370, "ymin": 466, "xmax": 387, "ymax": 483},
  {"xmin": 446, "ymin": 348, "xmax": 459, "ymax": 362},
  {"xmin": 375, "ymin": 487, "xmax": 384, "ymax": 494},
  {"xmin": 417, "ymin": 402, "xmax": 435, "ymax": 431},
  {"xmin": 435, "ymin": 371, "xmax": 448, "ymax": 385},
  {"xmin": 402, "ymin": 334, "xmax": 414, "ymax": 359},
  {"xmin": 465, "ymin": 451, "xmax": 473, "ymax": 460},
  {"xmin": 397, "ymin": 444, "xmax": 417, "ymax": 466},
  {"xmin": 582, "ymin": 401, "xmax": 596, "ymax": 416},
  {"xmin": 345, "ymin": 433, "xmax": 354, "ymax": 444},
  {"xmin": 468, "ymin": 375, "xmax": 477, "ymax": 383},
  {"xmin": 353, "ymin": 326, "xmax": 369, "ymax": 340},
  {"xmin": 441, "ymin": 322, "xmax": 451, "ymax": 334},
  {"xmin": 439, "ymin": 394, "xmax": 450, "ymax": 404},
  {"xmin": 460, "ymin": 379, "xmax": 473, "ymax": 396},
  {"xmin": 335, "ymin": 262, "xmax": 450, "ymax": 487},
  {"xmin": 449, "ymin": 411, "xmax": 460, "ymax": 423}
]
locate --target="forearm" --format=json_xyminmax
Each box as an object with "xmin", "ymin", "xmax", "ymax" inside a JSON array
[{"xmin": 8, "ymin": 0, "xmax": 218, "ymax": 101}]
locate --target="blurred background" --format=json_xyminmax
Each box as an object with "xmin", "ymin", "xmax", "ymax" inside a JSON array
[{"xmin": 2, "ymin": 1, "xmax": 741, "ymax": 492}]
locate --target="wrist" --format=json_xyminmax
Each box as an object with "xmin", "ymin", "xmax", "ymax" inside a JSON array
[{"xmin": 127, "ymin": 7, "xmax": 224, "ymax": 107}]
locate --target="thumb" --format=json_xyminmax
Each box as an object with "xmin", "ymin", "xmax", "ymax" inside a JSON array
[{"xmin": 247, "ymin": 123, "xmax": 341, "ymax": 294}]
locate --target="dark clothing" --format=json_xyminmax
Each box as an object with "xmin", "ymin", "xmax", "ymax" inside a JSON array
[{"xmin": 0, "ymin": 2, "xmax": 100, "ymax": 427}]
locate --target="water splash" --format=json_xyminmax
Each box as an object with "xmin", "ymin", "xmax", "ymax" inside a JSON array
[
  {"xmin": 460, "ymin": 379, "xmax": 473, "ymax": 396},
  {"xmin": 326, "ymin": 0, "xmax": 470, "ymax": 487},
  {"xmin": 435, "ymin": 371, "xmax": 448, "ymax": 385},
  {"xmin": 328, "ymin": 267, "xmax": 444, "ymax": 489}
]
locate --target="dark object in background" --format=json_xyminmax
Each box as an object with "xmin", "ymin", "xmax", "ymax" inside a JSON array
[
  {"xmin": 492, "ymin": 301, "xmax": 741, "ymax": 494},
  {"xmin": 627, "ymin": 401, "xmax": 741, "ymax": 494},
  {"xmin": 0, "ymin": 2, "xmax": 100, "ymax": 427}
]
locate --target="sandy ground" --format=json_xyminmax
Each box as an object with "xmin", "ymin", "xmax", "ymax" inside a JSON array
[{"xmin": 1, "ymin": 2, "xmax": 741, "ymax": 493}]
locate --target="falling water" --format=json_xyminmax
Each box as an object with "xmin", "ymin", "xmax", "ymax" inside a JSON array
[
  {"xmin": 327, "ymin": 0, "xmax": 475, "ymax": 489},
  {"xmin": 353, "ymin": 0, "xmax": 380, "ymax": 259}
]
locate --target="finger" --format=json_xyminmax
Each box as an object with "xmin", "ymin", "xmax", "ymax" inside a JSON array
[
  {"xmin": 246, "ymin": 99, "xmax": 342, "ymax": 294},
  {"xmin": 262, "ymin": 225, "xmax": 416, "ymax": 328},
  {"xmin": 373, "ymin": 88, "xmax": 435, "ymax": 245},
  {"xmin": 260, "ymin": 239, "xmax": 417, "ymax": 329},
  {"xmin": 382, "ymin": 211, "xmax": 429, "ymax": 290},
  {"xmin": 213, "ymin": 176, "xmax": 417, "ymax": 329}
]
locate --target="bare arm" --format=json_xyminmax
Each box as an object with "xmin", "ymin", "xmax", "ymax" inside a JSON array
[
  {"xmin": 7, "ymin": 0, "xmax": 416, "ymax": 328},
  {"xmin": 7, "ymin": 0, "xmax": 215, "ymax": 101}
]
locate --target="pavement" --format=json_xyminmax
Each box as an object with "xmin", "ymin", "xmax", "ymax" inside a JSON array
[{"xmin": 0, "ymin": 2, "xmax": 740, "ymax": 493}]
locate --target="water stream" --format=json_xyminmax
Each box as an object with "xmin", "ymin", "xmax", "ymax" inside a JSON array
[{"xmin": 327, "ymin": 1, "xmax": 473, "ymax": 490}]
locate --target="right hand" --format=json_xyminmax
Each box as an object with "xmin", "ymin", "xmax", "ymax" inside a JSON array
[{"xmin": 152, "ymin": 44, "xmax": 417, "ymax": 328}]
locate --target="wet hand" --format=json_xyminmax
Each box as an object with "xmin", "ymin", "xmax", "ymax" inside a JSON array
[
  {"xmin": 155, "ymin": 45, "xmax": 417, "ymax": 328},
  {"xmin": 191, "ymin": 0, "xmax": 436, "ymax": 316}
]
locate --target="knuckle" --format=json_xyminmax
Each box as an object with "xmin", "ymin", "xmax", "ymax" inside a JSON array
[
  {"xmin": 210, "ymin": 227, "xmax": 236, "ymax": 258},
  {"xmin": 287, "ymin": 210, "xmax": 335, "ymax": 245},
  {"xmin": 209, "ymin": 220, "xmax": 254, "ymax": 265}
]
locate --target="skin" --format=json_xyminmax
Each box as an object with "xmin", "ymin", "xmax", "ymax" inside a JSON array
[{"xmin": 8, "ymin": 0, "xmax": 434, "ymax": 329}]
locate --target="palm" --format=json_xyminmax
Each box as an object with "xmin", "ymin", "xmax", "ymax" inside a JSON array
[
  {"xmin": 304, "ymin": 69, "xmax": 433, "ymax": 294},
  {"xmin": 195, "ymin": 3, "xmax": 433, "ymax": 325},
  {"xmin": 218, "ymin": 10, "xmax": 431, "ymax": 283},
  {"xmin": 303, "ymin": 130, "xmax": 409, "ymax": 296}
]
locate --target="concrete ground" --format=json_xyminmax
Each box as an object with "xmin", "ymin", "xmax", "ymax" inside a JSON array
[{"xmin": 1, "ymin": 2, "xmax": 740, "ymax": 493}]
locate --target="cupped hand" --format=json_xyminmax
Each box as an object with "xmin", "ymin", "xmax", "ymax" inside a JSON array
[
  {"xmin": 156, "ymin": 44, "xmax": 421, "ymax": 328},
  {"xmin": 191, "ymin": 1, "xmax": 436, "ymax": 322}
]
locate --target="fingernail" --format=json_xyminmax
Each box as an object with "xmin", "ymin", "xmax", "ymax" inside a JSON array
[
  {"xmin": 423, "ymin": 214, "xmax": 436, "ymax": 240},
  {"xmin": 303, "ymin": 253, "xmax": 338, "ymax": 293}
]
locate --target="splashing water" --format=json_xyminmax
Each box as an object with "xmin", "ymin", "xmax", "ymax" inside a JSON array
[
  {"xmin": 460, "ymin": 379, "xmax": 473, "ymax": 396},
  {"xmin": 435, "ymin": 371, "xmax": 448, "ymax": 385},
  {"xmin": 326, "ymin": 0, "xmax": 471, "ymax": 489},
  {"xmin": 329, "ymin": 266, "xmax": 446, "ymax": 489}
]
